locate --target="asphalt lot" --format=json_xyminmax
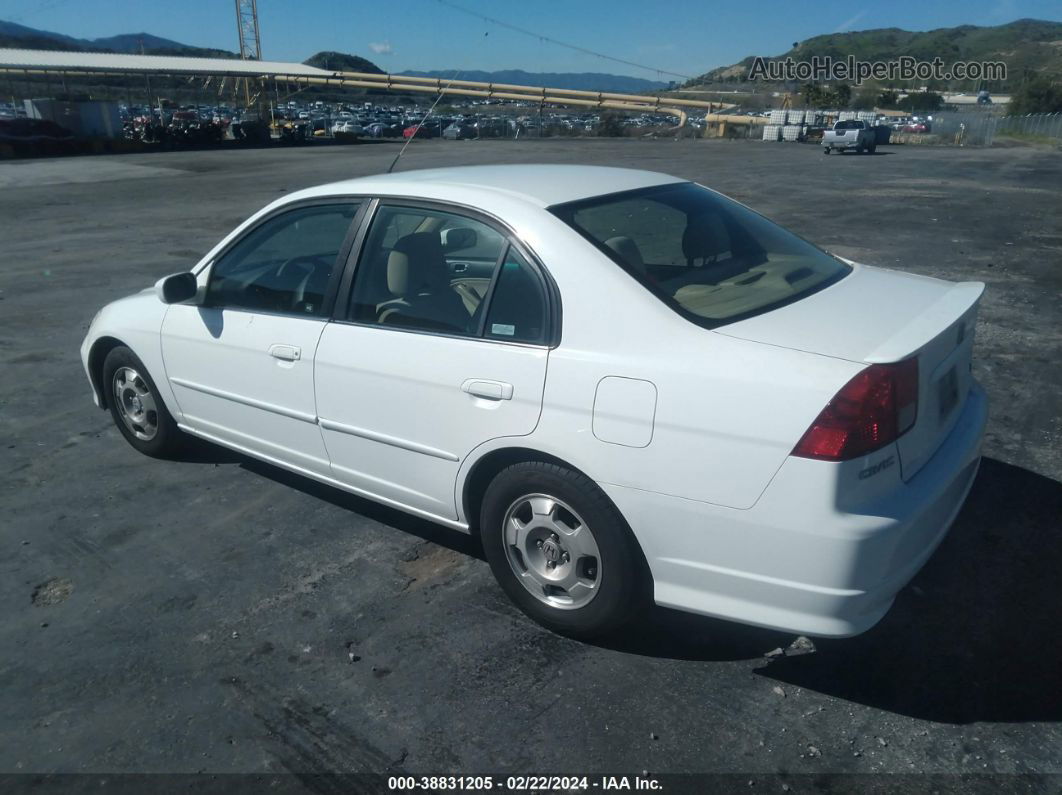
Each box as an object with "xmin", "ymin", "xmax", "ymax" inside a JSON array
[{"xmin": 1, "ymin": 138, "xmax": 1060, "ymax": 787}]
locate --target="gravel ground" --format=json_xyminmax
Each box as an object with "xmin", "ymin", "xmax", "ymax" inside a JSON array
[{"xmin": 1, "ymin": 138, "xmax": 1060, "ymax": 790}]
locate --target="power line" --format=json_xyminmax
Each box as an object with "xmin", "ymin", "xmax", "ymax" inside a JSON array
[
  {"xmin": 431, "ymin": 0, "xmax": 693, "ymax": 81},
  {"xmin": 7, "ymin": 0, "xmax": 77, "ymax": 26}
]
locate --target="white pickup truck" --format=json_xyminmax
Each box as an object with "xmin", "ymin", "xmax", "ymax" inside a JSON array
[{"xmin": 823, "ymin": 120, "xmax": 877, "ymax": 154}]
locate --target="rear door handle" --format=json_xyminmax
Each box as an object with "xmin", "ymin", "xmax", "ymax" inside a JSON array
[
  {"xmin": 269, "ymin": 344, "xmax": 301, "ymax": 361},
  {"xmin": 462, "ymin": 378, "xmax": 513, "ymax": 400}
]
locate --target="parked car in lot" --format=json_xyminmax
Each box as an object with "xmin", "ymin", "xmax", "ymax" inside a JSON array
[
  {"xmin": 365, "ymin": 122, "xmax": 400, "ymax": 138},
  {"xmin": 82, "ymin": 166, "xmax": 986, "ymax": 639},
  {"xmin": 402, "ymin": 123, "xmax": 436, "ymax": 139},
  {"xmin": 331, "ymin": 120, "xmax": 363, "ymax": 136},
  {"xmin": 443, "ymin": 122, "xmax": 477, "ymax": 140},
  {"xmin": 823, "ymin": 119, "xmax": 877, "ymax": 154}
]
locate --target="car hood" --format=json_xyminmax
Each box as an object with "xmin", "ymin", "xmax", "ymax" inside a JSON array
[{"xmin": 714, "ymin": 263, "xmax": 984, "ymax": 364}]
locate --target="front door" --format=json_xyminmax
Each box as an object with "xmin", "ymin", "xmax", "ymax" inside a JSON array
[
  {"xmin": 162, "ymin": 201, "xmax": 361, "ymax": 475},
  {"xmin": 314, "ymin": 203, "xmax": 553, "ymax": 521}
]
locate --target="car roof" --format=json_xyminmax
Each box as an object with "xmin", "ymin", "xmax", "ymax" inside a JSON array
[{"xmin": 294, "ymin": 165, "xmax": 686, "ymax": 209}]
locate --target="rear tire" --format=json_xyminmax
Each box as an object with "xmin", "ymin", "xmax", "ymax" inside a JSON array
[
  {"xmin": 480, "ymin": 461, "xmax": 648, "ymax": 638},
  {"xmin": 823, "ymin": 147, "xmax": 831, "ymax": 155},
  {"xmin": 103, "ymin": 346, "xmax": 183, "ymax": 458}
]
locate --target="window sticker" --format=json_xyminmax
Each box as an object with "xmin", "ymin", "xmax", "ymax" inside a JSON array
[{"xmin": 491, "ymin": 323, "xmax": 516, "ymax": 337}]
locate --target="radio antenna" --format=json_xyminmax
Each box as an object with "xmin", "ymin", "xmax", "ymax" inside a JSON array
[{"xmin": 387, "ymin": 70, "xmax": 462, "ymax": 174}]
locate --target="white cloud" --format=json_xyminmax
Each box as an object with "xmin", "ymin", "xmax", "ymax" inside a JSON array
[
  {"xmin": 368, "ymin": 41, "xmax": 393, "ymax": 55},
  {"xmin": 834, "ymin": 10, "xmax": 868, "ymax": 32}
]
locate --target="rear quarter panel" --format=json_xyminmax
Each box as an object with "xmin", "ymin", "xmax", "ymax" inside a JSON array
[{"xmin": 462, "ymin": 209, "xmax": 866, "ymax": 512}]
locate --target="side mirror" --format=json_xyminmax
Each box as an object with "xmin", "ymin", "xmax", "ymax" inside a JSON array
[
  {"xmin": 441, "ymin": 227, "xmax": 477, "ymax": 252},
  {"xmin": 154, "ymin": 271, "xmax": 198, "ymax": 304}
]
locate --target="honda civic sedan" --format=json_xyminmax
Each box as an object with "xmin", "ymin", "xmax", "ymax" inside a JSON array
[{"xmin": 81, "ymin": 165, "xmax": 987, "ymax": 638}]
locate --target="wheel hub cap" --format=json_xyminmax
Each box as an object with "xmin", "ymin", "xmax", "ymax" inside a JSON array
[
  {"xmin": 112, "ymin": 366, "xmax": 159, "ymax": 442},
  {"xmin": 502, "ymin": 493, "xmax": 601, "ymax": 610}
]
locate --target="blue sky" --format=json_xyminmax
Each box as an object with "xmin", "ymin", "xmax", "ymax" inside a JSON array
[{"xmin": 2, "ymin": 0, "xmax": 1060, "ymax": 78}]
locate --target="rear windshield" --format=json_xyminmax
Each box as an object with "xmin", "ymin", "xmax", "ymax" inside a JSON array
[
  {"xmin": 835, "ymin": 120, "xmax": 864, "ymax": 130},
  {"xmin": 550, "ymin": 182, "xmax": 849, "ymax": 328}
]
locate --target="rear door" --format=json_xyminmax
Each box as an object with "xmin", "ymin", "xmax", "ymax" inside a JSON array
[{"xmin": 314, "ymin": 201, "xmax": 553, "ymax": 521}]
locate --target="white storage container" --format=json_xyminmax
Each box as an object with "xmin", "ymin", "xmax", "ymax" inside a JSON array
[{"xmin": 762, "ymin": 124, "xmax": 783, "ymax": 141}]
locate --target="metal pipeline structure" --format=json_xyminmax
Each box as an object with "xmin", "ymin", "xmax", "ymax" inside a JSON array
[
  {"xmin": 299, "ymin": 72, "xmax": 769, "ymax": 132},
  {"xmin": 269, "ymin": 70, "xmax": 738, "ymax": 128},
  {"xmin": 1, "ymin": 52, "xmax": 769, "ymax": 133}
]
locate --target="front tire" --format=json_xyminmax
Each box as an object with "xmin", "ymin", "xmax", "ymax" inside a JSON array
[
  {"xmin": 103, "ymin": 346, "xmax": 183, "ymax": 458},
  {"xmin": 480, "ymin": 461, "xmax": 648, "ymax": 638}
]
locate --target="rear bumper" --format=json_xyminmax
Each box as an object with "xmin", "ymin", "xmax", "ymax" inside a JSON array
[{"xmin": 602, "ymin": 382, "xmax": 988, "ymax": 637}]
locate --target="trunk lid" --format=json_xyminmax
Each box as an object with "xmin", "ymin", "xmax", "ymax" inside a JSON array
[{"xmin": 718, "ymin": 264, "xmax": 984, "ymax": 481}]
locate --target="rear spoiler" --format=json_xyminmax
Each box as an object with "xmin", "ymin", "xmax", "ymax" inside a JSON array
[{"xmin": 864, "ymin": 281, "xmax": 985, "ymax": 364}]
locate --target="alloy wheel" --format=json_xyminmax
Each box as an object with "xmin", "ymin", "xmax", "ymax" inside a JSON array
[
  {"xmin": 502, "ymin": 493, "xmax": 601, "ymax": 610},
  {"xmin": 112, "ymin": 366, "xmax": 158, "ymax": 441}
]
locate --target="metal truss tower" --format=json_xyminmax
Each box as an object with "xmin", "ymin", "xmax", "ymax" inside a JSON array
[{"xmin": 235, "ymin": 0, "xmax": 262, "ymax": 60}]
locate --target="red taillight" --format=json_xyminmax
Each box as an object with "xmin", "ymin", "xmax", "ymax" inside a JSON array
[{"xmin": 792, "ymin": 358, "xmax": 919, "ymax": 461}]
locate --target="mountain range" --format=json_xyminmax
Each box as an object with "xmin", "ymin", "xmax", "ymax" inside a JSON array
[
  {"xmin": 0, "ymin": 19, "xmax": 235, "ymax": 58},
  {"xmin": 687, "ymin": 19, "xmax": 1062, "ymax": 88},
  {"xmin": 0, "ymin": 20, "xmax": 665, "ymax": 92}
]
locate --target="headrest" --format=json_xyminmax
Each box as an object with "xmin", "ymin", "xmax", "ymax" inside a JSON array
[
  {"xmin": 387, "ymin": 232, "xmax": 447, "ymax": 296},
  {"xmin": 682, "ymin": 214, "xmax": 731, "ymax": 262},
  {"xmin": 603, "ymin": 236, "xmax": 646, "ymax": 275}
]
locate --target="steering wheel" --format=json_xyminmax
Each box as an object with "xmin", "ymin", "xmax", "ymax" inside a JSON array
[
  {"xmin": 276, "ymin": 254, "xmax": 328, "ymax": 281},
  {"xmin": 273, "ymin": 255, "xmax": 331, "ymax": 312}
]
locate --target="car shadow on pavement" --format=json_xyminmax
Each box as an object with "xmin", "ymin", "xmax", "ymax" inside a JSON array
[
  {"xmin": 185, "ymin": 443, "xmax": 1062, "ymax": 705},
  {"xmin": 235, "ymin": 455, "xmax": 487, "ymax": 561},
  {"xmin": 754, "ymin": 457, "xmax": 1062, "ymax": 724}
]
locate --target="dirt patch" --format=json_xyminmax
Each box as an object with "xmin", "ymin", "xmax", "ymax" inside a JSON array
[
  {"xmin": 31, "ymin": 577, "xmax": 73, "ymax": 606},
  {"xmin": 397, "ymin": 544, "xmax": 466, "ymax": 591}
]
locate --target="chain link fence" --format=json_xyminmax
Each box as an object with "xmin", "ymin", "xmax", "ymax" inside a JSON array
[{"xmin": 924, "ymin": 111, "xmax": 1062, "ymax": 146}]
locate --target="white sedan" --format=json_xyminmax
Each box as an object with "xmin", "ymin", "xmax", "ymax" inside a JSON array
[
  {"xmin": 330, "ymin": 120, "xmax": 363, "ymax": 136},
  {"xmin": 81, "ymin": 165, "xmax": 987, "ymax": 638}
]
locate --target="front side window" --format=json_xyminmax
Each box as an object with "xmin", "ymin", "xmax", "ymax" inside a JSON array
[
  {"xmin": 348, "ymin": 205, "xmax": 505, "ymax": 335},
  {"xmin": 551, "ymin": 183, "xmax": 849, "ymax": 327},
  {"xmin": 206, "ymin": 202, "xmax": 359, "ymax": 316}
]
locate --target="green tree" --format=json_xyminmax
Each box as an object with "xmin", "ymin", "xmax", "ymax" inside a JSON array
[
  {"xmin": 1008, "ymin": 75, "xmax": 1062, "ymax": 114},
  {"xmin": 878, "ymin": 90, "xmax": 899, "ymax": 108},
  {"xmin": 833, "ymin": 83, "xmax": 852, "ymax": 107},
  {"xmin": 597, "ymin": 112, "xmax": 625, "ymax": 137},
  {"xmin": 851, "ymin": 86, "xmax": 879, "ymax": 110}
]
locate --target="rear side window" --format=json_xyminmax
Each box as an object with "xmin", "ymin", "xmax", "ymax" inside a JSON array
[
  {"xmin": 485, "ymin": 249, "xmax": 548, "ymax": 344},
  {"xmin": 551, "ymin": 183, "xmax": 849, "ymax": 328},
  {"xmin": 344, "ymin": 203, "xmax": 553, "ymax": 345},
  {"xmin": 348, "ymin": 205, "xmax": 505, "ymax": 335}
]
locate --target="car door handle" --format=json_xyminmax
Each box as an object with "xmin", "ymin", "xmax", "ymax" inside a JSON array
[
  {"xmin": 461, "ymin": 378, "xmax": 513, "ymax": 400},
  {"xmin": 268, "ymin": 344, "xmax": 301, "ymax": 362}
]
